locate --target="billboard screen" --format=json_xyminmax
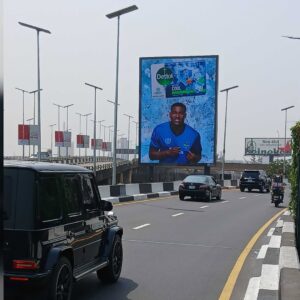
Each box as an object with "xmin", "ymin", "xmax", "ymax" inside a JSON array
[
  {"xmin": 29, "ymin": 125, "xmax": 39, "ymax": 146},
  {"xmin": 102, "ymin": 142, "xmax": 112, "ymax": 151},
  {"xmin": 139, "ymin": 55, "xmax": 218, "ymax": 165},
  {"xmin": 245, "ymin": 138, "xmax": 292, "ymax": 156},
  {"xmin": 55, "ymin": 131, "xmax": 71, "ymax": 147},
  {"xmin": 91, "ymin": 138, "xmax": 102, "ymax": 150}
]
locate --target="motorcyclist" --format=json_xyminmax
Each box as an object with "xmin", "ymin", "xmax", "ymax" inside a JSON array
[{"xmin": 271, "ymin": 174, "xmax": 284, "ymax": 203}]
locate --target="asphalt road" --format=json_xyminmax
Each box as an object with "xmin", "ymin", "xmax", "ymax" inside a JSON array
[
  {"xmin": 71, "ymin": 189, "xmax": 285, "ymax": 300},
  {"xmin": 5, "ymin": 189, "xmax": 285, "ymax": 300}
]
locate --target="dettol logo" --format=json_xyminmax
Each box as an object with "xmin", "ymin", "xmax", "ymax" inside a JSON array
[{"xmin": 156, "ymin": 67, "xmax": 173, "ymax": 86}]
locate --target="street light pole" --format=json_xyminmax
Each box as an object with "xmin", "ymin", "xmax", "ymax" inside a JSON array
[
  {"xmin": 106, "ymin": 4, "xmax": 138, "ymax": 185},
  {"xmin": 97, "ymin": 120, "xmax": 105, "ymax": 157},
  {"xmin": 29, "ymin": 88, "xmax": 42, "ymax": 155},
  {"xmin": 49, "ymin": 123, "xmax": 56, "ymax": 157},
  {"xmin": 53, "ymin": 103, "xmax": 64, "ymax": 157},
  {"xmin": 220, "ymin": 85, "xmax": 239, "ymax": 182},
  {"xmin": 132, "ymin": 120, "xmax": 139, "ymax": 159},
  {"xmin": 85, "ymin": 82, "xmax": 103, "ymax": 177},
  {"xmin": 26, "ymin": 118, "xmax": 34, "ymax": 157},
  {"xmin": 281, "ymin": 105, "xmax": 295, "ymax": 177},
  {"xmin": 63, "ymin": 104, "xmax": 74, "ymax": 157},
  {"xmin": 76, "ymin": 112, "xmax": 84, "ymax": 157},
  {"xmin": 16, "ymin": 87, "xmax": 30, "ymax": 159},
  {"xmin": 19, "ymin": 22, "xmax": 51, "ymax": 161},
  {"xmin": 83, "ymin": 113, "xmax": 92, "ymax": 157},
  {"xmin": 123, "ymin": 113, "xmax": 133, "ymax": 160}
]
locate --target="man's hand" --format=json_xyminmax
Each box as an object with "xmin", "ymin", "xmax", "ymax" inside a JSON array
[
  {"xmin": 186, "ymin": 151, "xmax": 200, "ymax": 163},
  {"xmin": 167, "ymin": 147, "xmax": 181, "ymax": 157}
]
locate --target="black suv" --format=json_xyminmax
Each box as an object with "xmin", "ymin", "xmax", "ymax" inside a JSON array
[
  {"xmin": 3, "ymin": 160, "xmax": 123, "ymax": 300},
  {"xmin": 239, "ymin": 169, "xmax": 270, "ymax": 193}
]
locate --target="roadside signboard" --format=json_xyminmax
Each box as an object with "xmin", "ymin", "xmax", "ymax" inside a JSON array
[
  {"xmin": 91, "ymin": 138, "xmax": 102, "ymax": 150},
  {"xmin": 245, "ymin": 138, "xmax": 292, "ymax": 156},
  {"xmin": 77, "ymin": 134, "xmax": 89, "ymax": 148},
  {"xmin": 55, "ymin": 131, "xmax": 72, "ymax": 147},
  {"xmin": 18, "ymin": 124, "xmax": 30, "ymax": 145}
]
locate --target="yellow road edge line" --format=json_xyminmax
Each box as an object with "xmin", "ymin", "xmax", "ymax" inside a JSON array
[{"xmin": 218, "ymin": 207, "xmax": 287, "ymax": 300}]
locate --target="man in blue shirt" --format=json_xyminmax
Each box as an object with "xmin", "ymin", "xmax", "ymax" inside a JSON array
[{"xmin": 149, "ymin": 102, "xmax": 202, "ymax": 164}]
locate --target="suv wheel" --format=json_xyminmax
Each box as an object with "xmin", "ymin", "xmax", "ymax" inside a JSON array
[
  {"xmin": 179, "ymin": 194, "xmax": 185, "ymax": 200},
  {"xmin": 240, "ymin": 187, "xmax": 244, "ymax": 192},
  {"xmin": 97, "ymin": 235, "xmax": 123, "ymax": 283},
  {"xmin": 49, "ymin": 257, "xmax": 73, "ymax": 300},
  {"xmin": 207, "ymin": 191, "xmax": 212, "ymax": 202}
]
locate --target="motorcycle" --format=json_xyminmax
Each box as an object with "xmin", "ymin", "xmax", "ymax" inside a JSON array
[{"xmin": 271, "ymin": 182, "xmax": 284, "ymax": 207}]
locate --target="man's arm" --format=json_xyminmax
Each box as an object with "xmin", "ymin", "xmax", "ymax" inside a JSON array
[
  {"xmin": 186, "ymin": 133, "xmax": 202, "ymax": 163},
  {"xmin": 149, "ymin": 146, "xmax": 180, "ymax": 160}
]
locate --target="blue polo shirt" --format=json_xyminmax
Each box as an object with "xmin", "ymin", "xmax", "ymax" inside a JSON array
[{"xmin": 150, "ymin": 122, "xmax": 202, "ymax": 164}]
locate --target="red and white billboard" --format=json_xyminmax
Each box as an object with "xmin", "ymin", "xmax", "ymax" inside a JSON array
[
  {"xmin": 18, "ymin": 124, "xmax": 30, "ymax": 145},
  {"xmin": 91, "ymin": 139, "xmax": 102, "ymax": 150},
  {"xmin": 77, "ymin": 135, "xmax": 89, "ymax": 148},
  {"xmin": 55, "ymin": 131, "xmax": 72, "ymax": 147},
  {"xmin": 29, "ymin": 125, "xmax": 39, "ymax": 146},
  {"xmin": 102, "ymin": 142, "xmax": 112, "ymax": 151}
]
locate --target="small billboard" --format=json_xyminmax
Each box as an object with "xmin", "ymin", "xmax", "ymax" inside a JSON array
[
  {"xmin": 18, "ymin": 124, "xmax": 30, "ymax": 145},
  {"xmin": 245, "ymin": 138, "xmax": 292, "ymax": 156},
  {"xmin": 29, "ymin": 125, "xmax": 39, "ymax": 146},
  {"xmin": 102, "ymin": 142, "xmax": 112, "ymax": 151},
  {"xmin": 55, "ymin": 131, "xmax": 72, "ymax": 147},
  {"xmin": 77, "ymin": 135, "xmax": 90, "ymax": 148},
  {"xmin": 139, "ymin": 55, "xmax": 218, "ymax": 165},
  {"xmin": 91, "ymin": 139, "xmax": 102, "ymax": 150}
]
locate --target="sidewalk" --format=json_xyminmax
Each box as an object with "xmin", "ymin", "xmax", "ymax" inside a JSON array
[{"xmin": 244, "ymin": 210, "xmax": 300, "ymax": 300}]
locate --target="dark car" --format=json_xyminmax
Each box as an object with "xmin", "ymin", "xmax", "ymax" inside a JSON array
[
  {"xmin": 3, "ymin": 160, "xmax": 123, "ymax": 300},
  {"xmin": 179, "ymin": 175, "xmax": 222, "ymax": 201},
  {"xmin": 239, "ymin": 169, "xmax": 270, "ymax": 193}
]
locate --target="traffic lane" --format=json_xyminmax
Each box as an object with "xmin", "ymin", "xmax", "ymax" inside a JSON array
[{"xmin": 73, "ymin": 191, "xmax": 285, "ymax": 300}]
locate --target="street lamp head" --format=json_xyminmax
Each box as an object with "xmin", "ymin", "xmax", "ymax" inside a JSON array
[
  {"xmin": 124, "ymin": 113, "xmax": 133, "ymax": 118},
  {"xmin": 49, "ymin": 123, "xmax": 56, "ymax": 127},
  {"xmin": 106, "ymin": 5, "xmax": 138, "ymax": 19},
  {"xmin": 282, "ymin": 35, "xmax": 300, "ymax": 40},
  {"xmin": 64, "ymin": 104, "xmax": 74, "ymax": 108},
  {"xmin": 281, "ymin": 105, "xmax": 295, "ymax": 111},
  {"xmin": 85, "ymin": 82, "xmax": 103, "ymax": 90},
  {"xmin": 30, "ymin": 88, "xmax": 43, "ymax": 94},
  {"xmin": 18, "ymin": 22, "xmax": 51, "ymax": 34},
  {"xmin": 15, "ymin": 87, "xmax": 30, "ymax": 93},
  {"xmin": 220, "ymin": 85, "xmax": 239, "ymax": 93}
]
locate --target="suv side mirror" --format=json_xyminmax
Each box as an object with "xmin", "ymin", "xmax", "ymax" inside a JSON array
[{"xmin": 101, "ymin": 200, "xmax": 113, "ymax": 212}]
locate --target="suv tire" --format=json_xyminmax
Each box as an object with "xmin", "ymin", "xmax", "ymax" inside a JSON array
[
  {"xmin": 49, "ymin": 256, "xmax": 73, "ymax": 300},
  {"xmin": 97, "ymin": 235, "xmax": 123, "ymax": 283},
  {"xmin": 240, "ymin": 187, "xmax": 244, "ymax": 192},
  {"xmin": 179, "ymin": 194, "xmax": 185, "ymax": 200}
]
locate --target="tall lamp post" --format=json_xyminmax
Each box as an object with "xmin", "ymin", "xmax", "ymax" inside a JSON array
[
  {"xmin": 26, "ymin": 118, "xmax": 34, "ymax": 157},
  {"xmin": 53, "ymin": 103, "xmax": 63, "ymax": 157},
  {"xmin": 63, "ymin": 104, "xmax": 74, "ymax": 157},
  {"xmin": 281, "ymin": 105, "xmax": 295, "ymax": 177},
  {"xmin": 123, "ymin": 113, "xmax": 133, "ymax": 160},
  {"xmin": 76, "ymin": 112, "xmax": 84, "ymax": 157},
  {"xmin": 97, "ymin": 120, "xmax": 105, "ymax": 157},
  {"xmin": 19, "ymin": 22, "xmax": 51, "ymax": 161},
  {"xmin": 49, "ymin": 123, "xmax": 56, "ymax": 157},
  {"xmin": 83, "ymin": 113, "xmax": 92, "ymax": 157},
  {"xmin": 106, "ymin": 4, "xmax": 138, "ymax": 185},
  {"xmin": 85, "ymin": 82, "xmax": 103, "ymax": 177},
  {"xmin": 132, "ymin": 120, "xmax": 139, "ymax": 159},
  {"xmin": 220, "ymin": 85, "xmax": 239, "ymax": 182},
  {"xmin": 29, "ymin": 88, "xmax": 42, "ymax": 155},
  {"xmin": 16, "ymin": 87, "xmax": 30, "ymax": 159}
]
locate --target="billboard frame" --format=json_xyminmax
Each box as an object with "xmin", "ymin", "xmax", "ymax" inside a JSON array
[{"xmin": 138, "ymin": 55, "xmax": 219, "ymax": 166}]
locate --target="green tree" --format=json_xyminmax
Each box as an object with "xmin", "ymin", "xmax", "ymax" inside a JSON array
[{"xmin": 266, "ymin": 159, "xmax": 291, "ymax": 177}]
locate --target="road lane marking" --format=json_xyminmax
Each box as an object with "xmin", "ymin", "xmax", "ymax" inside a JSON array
[
  {"xmin": 267, "ymin": 228, "xmax": 275, "ymax": 236},
  {"xmin": 218, "ymin": 207, "xmax": 287, "ymax": 300},
  {"xmin": 221, "ymin": 200, "xmax": 229, "ymax": 203},
  {"xmin": 132, "ymin": 223, "xmax": 151, "ymax": 230},
  {"xmin": 172, "ymin": 212, "xmax": 184, "ymax": 217},
  {"xmin": 259, "ymin": 264, "xmax": 279, "ymax": 290},
  {"xmin": 239, "ymin": 197, "xmax": 246, "ymax": 199},
  {"xmin": 269, "ymin": 235, "xmax": 281, "ymax": 248},
  {"xmin": 244, "ymin": 277, "xmax": 260, "ymax": 300},
  {"xmin": 255, "ymin": 194, "xmax": 260, "ymax": 197},
  {"xmin": 200, "ymin": 205, "xmax": 209, "ymax": 209},
  {"xmin": 257, "ymin": 245, "xmax": 268, "ymax": 259}
]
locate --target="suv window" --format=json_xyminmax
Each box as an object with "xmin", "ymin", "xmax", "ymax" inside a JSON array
[
  {"xmin": 38, "ymin": 175, "xmax": 62, "ymax": 222},
  {"xmin": 80, "ymin": 174, "xmax": 98, "ymax": 211},
  {"xmin": 62, "ymin": 174, "xmax": 82, "ymax": 216},
  {"xmin": 242, "ymin": 171, "xmax": 260, "ymax": 178}
]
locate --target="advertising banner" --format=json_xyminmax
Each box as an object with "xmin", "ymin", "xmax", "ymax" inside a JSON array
[
  {"xmin": 91, "ymin": 139, "xmax": 102, "ymax": 150},
  {"xmin": 55, "ymin": 131, "xmax": 64, "ymax": 147},
  {"xmin": 29, "ymin": 125, "xmax": 39, "ymax": 146},
  {"xmin": 102, "ymin": 142, "xmax": 112, "ymax": 151},
  {"xmin": 245, "ymin": 138, "xmax": 292, "ymax": 156},
  {"xmin": 77, "ymin": 134, "xmax": 90, "ymax": 148},
  {"xmin": 63, "ymin": 131, "xmax": 71, "ymax": 147},
  {"xmin": 18, "ymin": 124, "xmax": 30, "ymax": 145},
  {"xmin": 139, "ymin": 55, "xmax": 218, "ymax": 165}
]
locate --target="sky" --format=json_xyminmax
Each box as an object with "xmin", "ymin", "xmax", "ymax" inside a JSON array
[{"xmin": 3, "ymin": 0, "xmax": 300, "ymax": 160}]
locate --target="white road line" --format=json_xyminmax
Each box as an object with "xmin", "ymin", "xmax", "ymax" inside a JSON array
[
  {"xmin": 259, "ymin": 264, "xmax": 279, "ymax": 290},
  {"xmin": 221, "ymin": 200, "xmax": 229, "ymax": 203},
  {"xmin": 239, "ymin": 197, "xmax": 246, "ymax": 199},
  {"xmin": 244, "ymin": 277, "xmax": 260, "ymax": 300},
  {"xmin": 133, "ymin": 223, "xmax": 151, "ymax": 230},
  {"xmin": 267, "ymin": 228, "xmax": 275, "ymax": 236},
  {"xmin": 269, "ymin": 235, "xmax": 281, "ymax": 248},
  {"xmin": 255, "ymin": 194, "xmax": 260, "ymax": 197},
  {"xmin": 172, "ymin": 212, "xmax": 184, "ymax": 217},
  {"xmin": 200, "ymin": 205, "xmax": 209, "ymax": 209},
  {"xmin": 276, "ymin": 220, "xmax": 284, "ymax": 228},
  {"xmin": 257, "ymin": 245, "xmax": 269, "ymax": 259}
]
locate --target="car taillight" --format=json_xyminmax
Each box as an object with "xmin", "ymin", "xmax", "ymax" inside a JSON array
[
  {"xmin": 9, "ymin": 277, "xmax": 29, "ymax": 281},
  {"xmin": 12, "ymin": 260, "xmax": 39, "ymax": 270}
]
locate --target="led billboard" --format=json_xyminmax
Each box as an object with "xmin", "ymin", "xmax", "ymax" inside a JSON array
[
  {"xmin": 139, "ymin": 56, "xmax": 218, "ymax": 165},
  {"xmin": 245, "ymin": 138, "xmax": 292, "ymax": 156}
]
